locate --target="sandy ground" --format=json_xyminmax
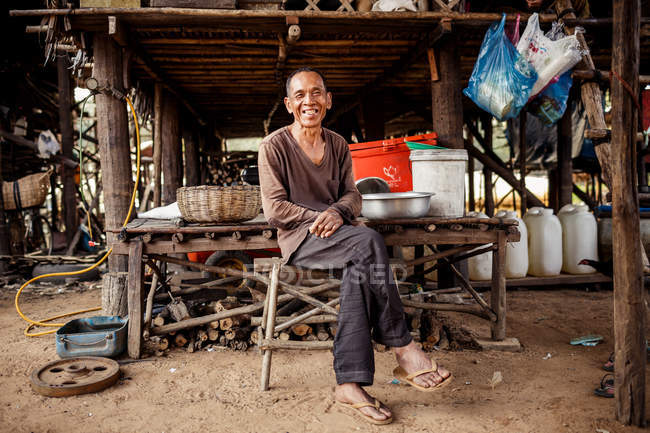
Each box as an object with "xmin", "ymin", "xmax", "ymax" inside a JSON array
[{"xmin": 1, "ymin": 284, "xmax": 649, "ymax": 433}]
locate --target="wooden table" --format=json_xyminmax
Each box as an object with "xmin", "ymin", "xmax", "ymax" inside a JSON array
[{"xmin": 110, "ymin": 215, "xmax": 520, "ymax": 358}]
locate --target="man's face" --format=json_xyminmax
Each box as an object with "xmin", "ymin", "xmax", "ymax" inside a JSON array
[{"xmin": 284, "ymin": 71, "xmax": 332, "ymax": 129}]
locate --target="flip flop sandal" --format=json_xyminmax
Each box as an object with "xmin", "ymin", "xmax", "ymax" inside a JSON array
[
  {"xmin": 336, "ymin": 398, "xmax": 393, "ymax": 425},
  {"xmin": 603, "ymin": 352, "xmax": 614, "ymax": 372},
  {"xmin": 392, "ymin": 359, "xmax": 453, "ymax": 392},
  {"xmin": 594, "ymin": 374, "xmax": 614, "ymax": 398}
]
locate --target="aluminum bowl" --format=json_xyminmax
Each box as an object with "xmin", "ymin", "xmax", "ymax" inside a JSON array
[{"xmin": 361, "ymin": 192, "xmax": 434, "ymax": 219}]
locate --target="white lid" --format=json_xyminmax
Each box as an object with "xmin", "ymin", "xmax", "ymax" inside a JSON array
[
  {"xmin": 409, "ymin": 149, "xmax": 468, "ymax": 162},
  {"xmin": 541, "ymin": 208, "xmax": 555, "ymax": 216},
  {"xmin": 558, "ymin": 204, "xmax": 575, "ymax": 214}
]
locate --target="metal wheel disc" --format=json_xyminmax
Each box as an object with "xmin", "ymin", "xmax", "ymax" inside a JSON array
[{"xmin": 30, "ymin": 356, "xmax": 120, "ymax": 397}]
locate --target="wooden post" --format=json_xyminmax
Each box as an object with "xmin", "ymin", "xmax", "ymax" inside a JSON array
[
  {"xmin": 93, "ymin": 33, "xmax": 132, "ymax": 272},
  {"xmin": 490, "ymin": 231, "xmax": 506, "ymax": 340},
  {"xmin": 153, "ymin": 82, "xmax": 163, "ymax": 208},
  {"xmin": 467, "ymin": 151, "xmax": 475, "ymax": 212},
  {"xmin": 184, "ymin": 123, "xmax": 200, "ymax": 187},
  {"xmin": 58, "ymin": 56, "xmax": 78, "ymax": 246},
  {"xmin": 558, "ymin": 107, "xmax": 573, "ymax": 208},
  {"xmin": 127, "ymin": 240, "xmax": 144, "ymax": 359},
  {"xmin": 161, "ymin": 91, "xmax": 181, "ymax": 205},
  {"xmin": 519, "ymin": 112, "xmax": 527, "ymax": 211},
  {"xmin": 102, "ymin": 272, "xmax": 128, "ymax": 317},
  {"xmin": 0, "ymin": 133, "xmax": 9, "ymax": 264},
  {"xmin": 481, "ymin": 116, "xmax": 494, "ymax": 216},
  {"xmin": 361, "ymin": 92, "xmax": 385, "ymax": 141},
  {"xmin": 260, "ymin": 258, "xmax": 281, "ymax": 391},
  {"xmin": 611, "ymin": 0, "xmax": 645, "ymax": 425},
  {"xmin": 431, "ymin": 36, "xmax": 463, "ymax": 149}
]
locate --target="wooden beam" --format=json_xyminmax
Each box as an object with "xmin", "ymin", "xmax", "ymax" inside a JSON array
[
  {"xmin": 161, "ymin": 91, "xmax": 181, "ymax": 205},
  {"xmin": 431, "ymin": 29, "xmax": 463, "ymax": 149},
  {"xmin": 326, "ymin": 22, "xmax": 450, "ymax": 126},
  {"xmin": 611, "ymin": 0, "xmax": 645, "ymax": 425},
  {"xmin": 518, "ymin": 112, "xmax": 526, "ymax": 212},
  {"xmin": 57, "ymin": 55, "xmax": 78, "ymax": 246},
  {"xmin": 557, "ymin": 107, "xmax": 573, "ymax": 208},
  {"xmin": 9, "ymin": 8, "xmax": 626, "ymax": 28},
  {"xmin": 572, "ymin": 69, "xmax": 650, "ymax": 85},
  {"xmin": 153, "ymin": 82, "xmax": 163, "ymax": 208},
  {"xmin": 480, "ymin": 116, "xmax": 494, "ymax": 216},
  {"xmin": 94, "ymin": 33, "xmax": 132, "ymax": 272}
]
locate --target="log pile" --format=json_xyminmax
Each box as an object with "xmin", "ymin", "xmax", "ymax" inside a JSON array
[{"xmin": 207, "ymin": 152, "xmax": 257, "ymax": 186}]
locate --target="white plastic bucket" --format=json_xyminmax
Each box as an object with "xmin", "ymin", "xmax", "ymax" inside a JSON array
[{"xmin": 409, "ymin": 149, "xmax": 468, "ymax": 217}]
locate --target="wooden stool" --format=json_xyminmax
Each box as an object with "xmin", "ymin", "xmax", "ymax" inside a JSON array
[{"xmin": 255, "ymin": 258, "xmax": 340, "ymax": 391}]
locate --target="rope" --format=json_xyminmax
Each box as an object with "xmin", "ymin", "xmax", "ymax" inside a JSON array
[
  {"xmin": 15, "ymin": 94, "xmax": 141, "ymax": 337},
  {"xmin": 609, "ymin": 70, "xmax": 641, "ymax": 113}
]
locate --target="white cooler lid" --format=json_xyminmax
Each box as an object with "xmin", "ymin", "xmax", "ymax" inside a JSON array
[{"xmin": 409, "ymin": 149, "xmax": 468, "ymax": 161}]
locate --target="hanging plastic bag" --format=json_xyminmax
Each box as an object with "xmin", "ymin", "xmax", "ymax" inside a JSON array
[
  {"xmin": 527, "ymin": 70, "xmax": 573, "ymax": 125},
  {"xmin": 505, "ymin": 13, "xmax": 521, "ymax": 46},
  {"xmin": 463, "ymin": 14, "xmax": 538, "ymax": 121},
  {"xmin": 516, "ymin": 13, "xmax": 583, "ymax": 96}
]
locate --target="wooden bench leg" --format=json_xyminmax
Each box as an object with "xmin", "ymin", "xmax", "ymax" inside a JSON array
[
  {"xmin": 128, "ymin": 240, "xmax": 144, "ymax": 359},
  {"xmin": 260, "ymin": 258, "xmax": 281, "ymax": 391},
  {"xmin": 490, "ymin": 232, "xmax": 506, "ymax": 341}
]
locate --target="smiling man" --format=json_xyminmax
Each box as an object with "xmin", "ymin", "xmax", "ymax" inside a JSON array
[{"xmin": 258, "ymin": 67, "xmax": 452, "ymax": 425}]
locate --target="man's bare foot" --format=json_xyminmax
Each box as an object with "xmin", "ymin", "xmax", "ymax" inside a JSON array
[
  {"xmin": 335, "ymin": 383, "xmax": 391, "ymax": 422},
  {"xmin": 393, "ymin": 341, "xmax": 451, "ymax": 388}
]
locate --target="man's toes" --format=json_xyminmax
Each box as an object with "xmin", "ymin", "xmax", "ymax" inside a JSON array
[
  {"xmin": 360, "ymin": 407, "xmax": 387, "ymax": 421},
  {"xmin": 431, "ymin": 371, "xmax": 443, "ymax": 384},
  {"xmin": 379, "ymin": 405, "xmax": 392, "ymax": 418}
]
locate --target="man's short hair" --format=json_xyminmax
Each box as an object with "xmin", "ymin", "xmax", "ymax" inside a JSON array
[{"xmin": 285, "ymin": 67, "xmax": 328, "ymax": 97}]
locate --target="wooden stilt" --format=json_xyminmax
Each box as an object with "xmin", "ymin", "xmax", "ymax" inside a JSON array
[
  {"xmin": 153, "ymin": 82, "xmax": 163, "ymax": 208},
  {"xmin": 93, "ymin": 33, "xmax": 131, "ymax": 272},
  {"xmin": 490, "ymin": 231, "xmax": 506, "ymax": 340},
  {"xmin": 161, "ymin": 91, "xmax": 181, "ymax": 205},
  {"xmin": 558, "ymin": 107, "xmax": 573, "ymax": 208},
  {"xmin": 127, "ymin": 240, "xmax": 144, "ymax": 358},
  {"xmin": 431, "ymin": 35, "xmax": 463, "ymax": 149},
  {"xmin": 519, "ymin": 112, "xmax": 527, "ymax": 211},
  {"xmin": 260, "ymin": 258, "xmax": 281, "ymax": 391},
  {"xmin": 57, "ymin": 56, "xmax": 77, "ymax": 246},
  {"xmin": 611, "ymin": 0, "xmax": 645, "ymax": 425},
  {"xmin": 361, "ymin": 92, "xmax": 385, "ymax": 141},
  {"xmin": 184, "ymin": 123, "xmax": 200, "ymax": 187},
  {"xmin": 481, "ymin": 116, "xmax": 494, "ymax": 216}
]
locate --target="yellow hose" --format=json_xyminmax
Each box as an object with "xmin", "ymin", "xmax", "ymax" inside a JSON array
[{"xmin": 15, "ymin": 95, "xmax": 141, "ymax": 337}]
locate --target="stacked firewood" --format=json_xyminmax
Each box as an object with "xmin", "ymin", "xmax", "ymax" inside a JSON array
[
  {"xmin": 145, "ymin": 294, "xmax": 342, "ymax": 356},
  {"xmin": 207, "ymin": 152, "xmax": 257, "ymax": 186},
  {"xmin": 404, "ymin": 307, "xmax": 479, "ymax": 351}
]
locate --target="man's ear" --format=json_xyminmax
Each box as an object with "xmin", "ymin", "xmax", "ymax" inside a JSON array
[
  {"xmin": 326, "ymin": 92, "xmax": 333, "ymax": 110},
  {"xmin": 284, "ymin": 96, "xmax": 293, "ymax": 115}
]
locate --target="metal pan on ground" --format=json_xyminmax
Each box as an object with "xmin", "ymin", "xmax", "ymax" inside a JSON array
[
  {"xmin": 30, "ymin": 356, "xmax": 120, "ymax": 397},
  {"xmin": 361, "ymin": 192, "xmax": 434, "ymax": 219},
  {"xmin": 355, "ymin": 177, "xmax": 391, "ymax": 195}
]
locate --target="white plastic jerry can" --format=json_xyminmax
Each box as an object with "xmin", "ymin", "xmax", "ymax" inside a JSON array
[
  {"xmin": 496, "ymin": 210, "xmax": 529, "ymax": 278},
  {"xmin": 558, "ymin": 204, "xmax": 598, "ymax": 274},
  {"xmin": 467, "ymin": 211, "xmax": 492, "ymax": 280},
  {"xmin": 525, "ymin": 207, "xmax": 562, "ymax": 277}
]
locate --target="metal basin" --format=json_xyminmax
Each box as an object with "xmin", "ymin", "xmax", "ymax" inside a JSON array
[{"xmin": 361, "ymin": 192, "xmax": 434, "ymax": 219}]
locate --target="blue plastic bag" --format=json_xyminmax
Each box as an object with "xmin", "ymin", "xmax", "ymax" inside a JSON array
[
  {"xmin": 463, "ymin": 14, "xmax": 538, "ymax": 121},
  {"xmin": 527, "ymin": 70, "xmax": 573, "ymax": 125}
]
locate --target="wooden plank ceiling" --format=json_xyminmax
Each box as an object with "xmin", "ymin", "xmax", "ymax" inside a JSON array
[{"xmin": 55, "ymin": 10, "xmax": 649, "ymax": 137}]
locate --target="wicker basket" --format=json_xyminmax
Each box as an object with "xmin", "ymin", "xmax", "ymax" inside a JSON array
[
  {"xmin": 2, "ymin": 169, "xmax": 51, "ymax": 211},
  {"xmin": 176, "ymin": 185, "xmax": 262, "ymax": 223}
]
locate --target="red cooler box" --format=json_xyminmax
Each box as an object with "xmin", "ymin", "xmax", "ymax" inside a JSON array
[{"xmin": 349, "ymin": 132, "xmax": 438, "ymax": 192}]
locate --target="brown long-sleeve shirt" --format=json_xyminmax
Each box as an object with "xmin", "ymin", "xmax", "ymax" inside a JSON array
[{"xmin": 258, "ymin": 126, "xmax": 362, "ymax": 262}]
